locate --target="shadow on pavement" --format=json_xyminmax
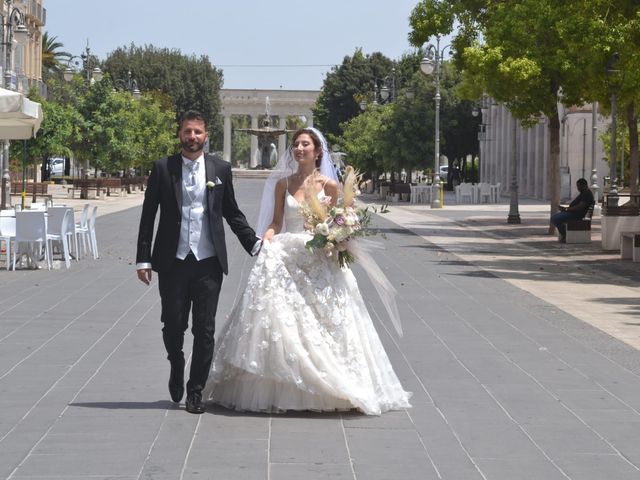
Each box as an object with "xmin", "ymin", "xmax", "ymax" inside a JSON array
[{"xmin": 69, "ymin": 400, "xmax": 179, "ymax": 410}]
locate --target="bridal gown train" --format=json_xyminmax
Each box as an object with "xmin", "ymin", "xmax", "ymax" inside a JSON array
[{"xmin": 203, "ymin": 191, "xmax": 411, "ymax": 415}]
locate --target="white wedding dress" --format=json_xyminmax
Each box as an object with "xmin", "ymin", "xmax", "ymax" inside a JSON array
[{"xmin": 203, "ymin": 191, "xmax": 411, "ymax": 415}]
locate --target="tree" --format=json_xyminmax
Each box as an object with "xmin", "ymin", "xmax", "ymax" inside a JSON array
[
  {"xmin": 103, "ymin": 45, "xmax": 223, "ymax": 146},
  {"xmin": 560, "ymin": 0, "xmax": 640, "ymax": 193},
  {"xmin": 410, "ymin": 0, "xmax": 592, "ymax": 227},
  {"xmin": 341, "ymin": 105, "xmax": 389, "ymax": 179},
  {"xmin": 338, "ymin": 51, "xmax": 479, "ymax": 186},
  {"xmin": 41, "ymin": 32, "xmax": 71, "ymax": 81},
  {"xmin": 133, "ymin": 91, "xmax": 177, "ymax": 173},
  {"xmin": 313, "ymin": 49, "xmax": 394, "ymax": 143},
  {"xmin": 11, "ymin": 90, "xmax": 82, "ymax": 182}
]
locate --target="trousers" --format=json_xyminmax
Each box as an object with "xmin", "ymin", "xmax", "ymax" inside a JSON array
[{"xmin": 158, "ymin": 254, "xmax": 223, "ymax": 395}]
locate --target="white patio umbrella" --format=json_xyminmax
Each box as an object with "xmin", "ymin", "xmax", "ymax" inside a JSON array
[{"xmin": 0, "ymin": 87, "xmax": 42, "ymax": 139}]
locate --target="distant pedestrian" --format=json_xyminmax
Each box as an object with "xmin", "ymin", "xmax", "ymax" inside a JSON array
[{"xmin": 551, "ymin": 178, "xmax": 594, "ymax": 243}]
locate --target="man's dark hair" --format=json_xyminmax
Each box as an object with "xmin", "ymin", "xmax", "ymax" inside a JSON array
[
  {"xmin": 179, "ymin": 110, "xmax": 208, "ymax": 129},
  {"xmin": 577, "ymin": 178, "xmax": 588, "ymax": 187}
]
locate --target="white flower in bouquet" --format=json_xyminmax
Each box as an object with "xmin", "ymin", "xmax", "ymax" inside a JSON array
[{"xmin": 315, "ymin": 222, "xmax": 330, "ymax": 236}]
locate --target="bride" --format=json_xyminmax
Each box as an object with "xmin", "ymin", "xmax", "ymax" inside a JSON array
[{"xmin": 203, "ymin": 127, "xmax": 411, "ymax": 415}]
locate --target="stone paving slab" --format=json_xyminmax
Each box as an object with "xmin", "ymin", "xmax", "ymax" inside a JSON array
[{"xmin": 1, "ymin": 179, "xmax": 640, "ymax": 479}]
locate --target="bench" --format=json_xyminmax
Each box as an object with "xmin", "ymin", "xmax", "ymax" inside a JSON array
[
  {"xmin": 620, "ymin": 231, "xmax": 640, "ymax": 262},
  {"xmin": 68, "ymin": 179, "xmax": 107, "ymax": 199},
  {"xmin": 389, "ymin": 183, "xmax": 412, "ymax": 202},
  {"xmin": 565, "ymin": 205, "xmax": 594, "ymax": 244},
  {"xmin": 10, "ymin": 182, "xmax": 53, "ymax": 205},
  {"xmin": 100, "ymin": 178, "xmax": 127, "ymax": 196}
]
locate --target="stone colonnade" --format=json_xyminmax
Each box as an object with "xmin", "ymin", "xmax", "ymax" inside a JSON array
[
  {"xmin": 220, "ymin": 89, "xmax": 320, "ymax": 167},
  {"xmin": 479, "ymin": 102, "xmax": 609, "ymax": 201}
]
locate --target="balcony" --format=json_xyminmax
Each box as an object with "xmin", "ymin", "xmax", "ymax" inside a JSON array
[{"xmin": 25, "ymin": 0, "xmax": 45, "ymax": 26}]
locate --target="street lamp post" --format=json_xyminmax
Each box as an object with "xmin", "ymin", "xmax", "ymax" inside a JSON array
[
  {"xmin": 420, "ymin": 37, "xmax": 450, "ymax": 209},
  {"xmin": 63, "ymin": 43, "xmax": 104, "ymax": 85},
  {"xmin": 113, "ymin": 70, "xmax": 141, "ymax": 99},
  {"xmin": 606, "ymin": 52, "xmax": 620, "ymax": 201},
  {"xmin": 590, "ymin": 101, "xmax": 599, "ymax": 204},
  {"xmin": 507, "ymin": 116, "xmax": 521, "ymax": 224},
  {"xmin": 359, "ymin": 67, "xmax": 407, "ymax": 185},
  {"xmin": 0, "ymin": 1, "xmax": 28, "ymax": 210},
  {"xmin": 63, "ymin": 43, "xmax": 104, "ymax": 196}
]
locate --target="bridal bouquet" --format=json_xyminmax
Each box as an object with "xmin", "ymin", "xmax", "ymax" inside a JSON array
[{"xmin": 301, "ymin": 166, "xmax": 380, "ymax": 268}]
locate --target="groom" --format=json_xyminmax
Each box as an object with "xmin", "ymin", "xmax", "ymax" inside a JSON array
[{"xmin": 136, "ymin": 110, "xmax": 259, "ymax": 414}]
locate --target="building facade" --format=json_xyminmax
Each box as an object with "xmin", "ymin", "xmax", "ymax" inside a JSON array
[
  {"xmin": 2, "ymin": 0, "xmax": 45, "ymax": 94},
  {"xmin": 479, "ymin": 100, "xmax": 610, "ymax": 202},
  {"xmin": 220, "ymin": 89, "xmax": 320, "ymax": 167}
]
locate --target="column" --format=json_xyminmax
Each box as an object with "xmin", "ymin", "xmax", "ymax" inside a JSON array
[
  {"xmin": 534, "ymin": 123, "xmax": 543, "ymax": 199},
  {"xmin": 223, "ymin": 115, "xmax": 232, "ymax": 164},
  {"xmin": 278, "ymin": 116, "xmax": 287, "ymax": 160},
  {"xmin": 306, "ymin": 113, "xmax": 314, "ymax": 127},
  {"xmin": 250, "ymin": 115, "xmax": 258, "ymax": 169}
]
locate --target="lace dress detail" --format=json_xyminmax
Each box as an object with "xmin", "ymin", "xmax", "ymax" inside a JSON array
[{"xmin": 203, "ymin": 190, "xmax": 411, "ymax": 415}]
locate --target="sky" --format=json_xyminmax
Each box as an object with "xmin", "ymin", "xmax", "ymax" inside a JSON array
[{"xmin": 46, "ymin": 0, "xmax": 429, "ymax": 92}]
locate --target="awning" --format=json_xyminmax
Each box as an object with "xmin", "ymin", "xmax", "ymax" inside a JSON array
[{"xmin": 0, "ymin": 87, "xmax": 43, "ymax": 140}]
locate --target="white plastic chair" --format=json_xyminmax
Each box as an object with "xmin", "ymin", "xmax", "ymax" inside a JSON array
[
  {"xmin": 75, "ymin": 204, "xmax": 90, "ymax": 258},
  {"xmin": 0, "ymin": 215, "xmax": 16, "ymax": 270},
  {"xmin": 46, "ymin": 207, "xmax": 73, "ymax": 269},
  {"xmin": 29, "ymin": 203, "xmax": 47, "ymax": 211},
  {"xmin": 13, "ymin": 211, "xmax": 51, "ymax": 270},
  {"xmin": 492, "ymin": 183, "xmax": 501, "ymax": 203},
  {"xmin": 87, "ymin": 206, "xmax": 98, "ymax": 259},
  {"xmin": 417, "ymin": 185, "xmax": 431, "ymax": 204},
  {"xmin": 479, "ymin": 183, "xmax": 492, "ymax": 203},
  {"xmin": 459, "ymin": 183, "xmax": 474, "ymax": 204}
]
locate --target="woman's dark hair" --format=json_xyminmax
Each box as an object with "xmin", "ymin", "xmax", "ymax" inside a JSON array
[{"xmin": 292, "ymin": 128, "xmax": 323, "ymax": 168}]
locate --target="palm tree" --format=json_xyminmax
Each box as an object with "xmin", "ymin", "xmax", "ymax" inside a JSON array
[{"xmin": 42, "ymin": 32, "xmax": 71, "ymax": 80}]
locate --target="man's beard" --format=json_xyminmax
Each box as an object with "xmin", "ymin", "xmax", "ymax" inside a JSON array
[{"xmin": 181, "ymin": 139, "xmax": 204, "ymax": 153}]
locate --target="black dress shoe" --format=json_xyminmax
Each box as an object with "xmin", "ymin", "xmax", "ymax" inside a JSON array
[
  {"xmin": 185, "ymin": 392, "xmax": 205, "ymax": 414},
  {"xmin": 168, "ymin": 357, "xmax": 185, "ymax": 403}
]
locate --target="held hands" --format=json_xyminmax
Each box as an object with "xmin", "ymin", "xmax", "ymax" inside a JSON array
[
  {"xmin": 137, "ymin": 268, "xmax": 152, "ymax": 285},
  {"xmin": 263, "ymin": 228, "xmax": 275, "ymax": 243}
]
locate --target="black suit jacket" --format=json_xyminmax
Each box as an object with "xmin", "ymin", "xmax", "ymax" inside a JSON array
[{"xmin": 136, "ymin": 153, "xmax": 257, "ymax": 274}]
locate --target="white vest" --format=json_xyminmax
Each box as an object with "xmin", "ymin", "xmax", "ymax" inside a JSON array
[{"xmin": 176, "ymin": 154, "xmax": 216, "ymax": 261}]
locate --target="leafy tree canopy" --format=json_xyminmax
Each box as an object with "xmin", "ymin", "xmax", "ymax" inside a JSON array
[{"xmin": 103, "ymin": 44, "xmax": 223, "ymax": 142}]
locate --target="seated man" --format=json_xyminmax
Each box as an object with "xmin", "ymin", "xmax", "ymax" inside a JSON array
[{"xmin": 551, "ymin": 178, "xmax": 595, "ymax": 243}]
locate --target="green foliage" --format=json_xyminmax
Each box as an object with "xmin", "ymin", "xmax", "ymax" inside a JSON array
[
  {"xmin": 338, "ymin": 56, "xmax": 480, "ymax": 181},
  {"xmin": 103, "ymin": 44, "xmax": 223, "ymax": 143},
  {"xmin": 11, "ymin": 89, "xmax": 82, "ymax": 165},
  {"xmin": 41, "ymin": 32, "xmax": 71, "ymax": 81},
  {"xmin": 231, "ymin": 116, "xmax": 251, "ymax": 166},
  {"xmin": 32, "ymin": 69, "xmax": 177, "ymax": 176},
  {"xmin": 313, "ymin": 49, "xmax": 394, "ymax": 142}
]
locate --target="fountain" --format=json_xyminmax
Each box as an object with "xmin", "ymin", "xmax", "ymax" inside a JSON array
[{"xmin": 238, "ymin": 97, "xmax": 291, "ymax": 169}]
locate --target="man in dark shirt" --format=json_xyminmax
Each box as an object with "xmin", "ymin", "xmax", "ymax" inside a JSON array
[{"xmin": 551, "ymin": 178, "xmax": 595, "ymax": 243}]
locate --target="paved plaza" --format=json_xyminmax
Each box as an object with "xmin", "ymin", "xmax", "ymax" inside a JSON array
[{"xmin": 2, "ymin": 178, "xmax": 640, "ymax": 479}]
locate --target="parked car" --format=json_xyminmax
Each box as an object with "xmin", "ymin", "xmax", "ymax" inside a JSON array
[
  {"xmin": 49, "ymin": 157, "xmax": 65, "ymax": 176},
  {"xmin": 438, "ymin": 165, "xmax": 448, "ymax": 179}
]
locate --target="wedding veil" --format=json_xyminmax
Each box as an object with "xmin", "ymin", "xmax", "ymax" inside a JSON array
[{"xmin": 255, "ymin": 127, "xmax": 339, "ymax": 237}]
